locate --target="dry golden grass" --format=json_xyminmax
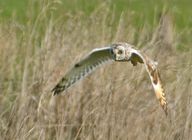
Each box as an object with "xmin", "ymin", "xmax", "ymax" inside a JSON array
[{"xmin": 0, "ymin": 4, "xmax": 192, "ymax": 140}]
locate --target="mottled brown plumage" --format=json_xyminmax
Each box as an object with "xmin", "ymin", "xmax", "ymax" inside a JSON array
[{"xmin": 52, "ymin": 43, "xmax": 168, "ymax": 115}]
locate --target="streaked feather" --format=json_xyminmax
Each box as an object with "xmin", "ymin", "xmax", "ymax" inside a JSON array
[
  {"xmin": 52, "ymin": 47, "xmax": 113, "ymax": 95},
  {"xmin": 52, "ymin": 43, "xmax": 168, "ymax": 115}
]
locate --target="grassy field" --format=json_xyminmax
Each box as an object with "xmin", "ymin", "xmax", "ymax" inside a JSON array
[{"xmin": 0, "ymin": 0, "xmax": 192, "ymax": 140}]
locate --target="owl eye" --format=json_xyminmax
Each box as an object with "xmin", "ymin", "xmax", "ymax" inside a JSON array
[{"xmin": 117, "ymin": 49, "xmax": 123, "ymax": 55}]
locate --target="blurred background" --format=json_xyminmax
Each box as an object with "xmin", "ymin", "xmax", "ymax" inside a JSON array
[{"xmin": 0, "ymin": 0, "xmax": 192, "ymax": 140}]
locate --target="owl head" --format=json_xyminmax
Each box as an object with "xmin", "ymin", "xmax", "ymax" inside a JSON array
[{"xmin": 112, "ymin": 43, "xmax": 132, "ymax": 61}]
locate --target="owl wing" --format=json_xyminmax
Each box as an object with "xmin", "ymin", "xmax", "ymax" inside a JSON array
[
  {"xmin": 52, "ymin": 47, "xmax": 114, "ymax": 95},
  {"xmin": 129, "ymin": 49, "xmax": 168, "ymax": 115}
]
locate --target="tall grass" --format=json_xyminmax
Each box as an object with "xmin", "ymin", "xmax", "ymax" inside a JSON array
[{"xmin": 0, "ymin": 1, "xmax": 192, "ymax": 140}]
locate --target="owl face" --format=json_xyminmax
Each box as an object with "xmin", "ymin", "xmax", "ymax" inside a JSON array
[{"xmin": 112, "ymin": 43, "xmax": 132, "ymax": 61}]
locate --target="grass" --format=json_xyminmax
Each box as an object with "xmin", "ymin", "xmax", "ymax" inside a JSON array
[
  {"xmin": 0, "ymin": 0, "xmax": 192, "ymax": 140},
  {"xmin": 1, "ymin": 0, "xmax": 192, "ymax": 28}
]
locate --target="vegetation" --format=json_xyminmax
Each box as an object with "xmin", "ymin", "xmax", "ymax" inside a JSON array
[{"xmin": 0, "ymin": 0, "xmax": 192, "ymax": 139}]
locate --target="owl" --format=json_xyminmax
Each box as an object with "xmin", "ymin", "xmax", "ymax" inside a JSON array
[{"xmin": 52, "ymin": 43, "xmax": 168, "ymax": 115}]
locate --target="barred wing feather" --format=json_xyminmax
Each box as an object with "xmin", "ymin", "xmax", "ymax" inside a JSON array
[
  {"xmin": 129, "ymin": 49, "xmax": 168, "ymax": 115},
  {"xmin": 52, "ymin": 47, "xmax": 113, "ymax": 95}
]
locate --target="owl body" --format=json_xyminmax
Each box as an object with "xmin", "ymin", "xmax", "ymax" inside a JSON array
[{"xmin": 52, "ymin": 43, "xmax": 168, "ymax": 115}]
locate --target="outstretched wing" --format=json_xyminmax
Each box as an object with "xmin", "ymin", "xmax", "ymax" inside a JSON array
[
  {"xmin": 52, "ymin": 47, "xmax": 114, "ymax": 95},
  {"xmin": 129, "ymin": 49, "xmax": 168, "ymax": 115}
]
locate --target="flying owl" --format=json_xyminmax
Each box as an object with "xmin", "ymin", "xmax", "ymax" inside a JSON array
[{"xmin": 52, "ymin": 43, "xmax": 168, "ymax": 115}]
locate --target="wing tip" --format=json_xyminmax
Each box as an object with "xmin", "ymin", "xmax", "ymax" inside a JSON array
[
  {"xmin": 51, "ymin": 89, "xmax": 58, "ymax": 96},
  {"xmin": 51, "ymin": 86, "xmax": 63, "ymax": 96},
  {"xmin": 159, "ymin": 97, "xmax": 168, "ymax": 116},
  {"xmin": 162, "ymin": 103, "xmax": 168, "ymax": 116}
]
